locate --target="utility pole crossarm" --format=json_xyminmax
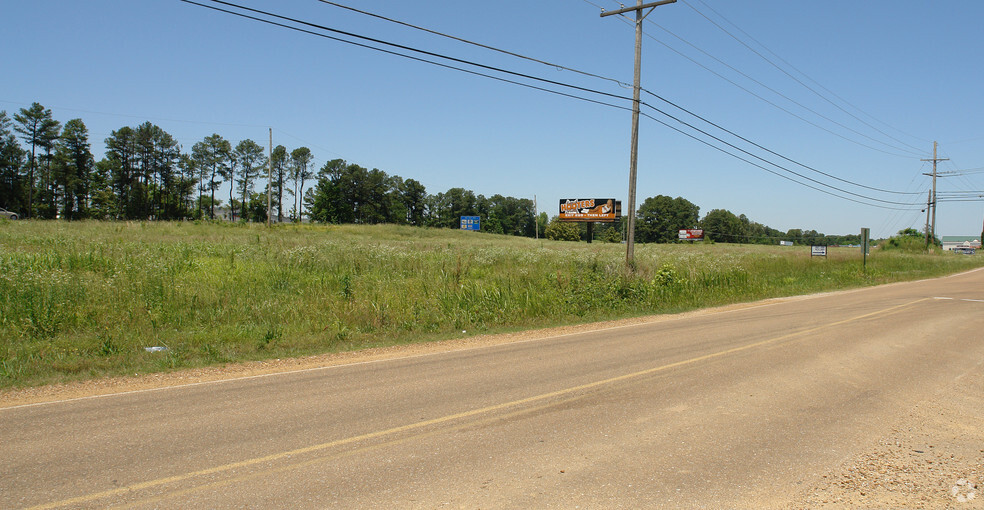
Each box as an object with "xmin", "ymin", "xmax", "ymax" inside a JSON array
[{"xmin": 600, "ymin": 0, "xmax": 676, "ymax": 18}]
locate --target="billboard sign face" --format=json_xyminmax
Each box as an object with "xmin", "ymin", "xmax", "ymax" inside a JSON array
[
  {"xmin": 460, "ymin": 216, "xmax": 480, "ymax": 231},
  {"xmin": 558, "ymin": 199, "xmax": 621, "ymax": 222},
  {"xmin": 811, "ymin": 245, "xmax": 827, "ymax": 257},
  {"xmin": 678, "ymin": 229, "xmax": 704, "ymax": 241}
]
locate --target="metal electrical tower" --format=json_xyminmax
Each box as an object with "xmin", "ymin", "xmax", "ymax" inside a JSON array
[{"xmin": 601, "ymin": 0, "xmax": 676, "ymax": 268}]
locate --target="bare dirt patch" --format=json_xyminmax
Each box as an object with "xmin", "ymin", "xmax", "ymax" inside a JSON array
[{"xmin": 791, "ymin": 361, "xmax": 984, "ymax": 509}]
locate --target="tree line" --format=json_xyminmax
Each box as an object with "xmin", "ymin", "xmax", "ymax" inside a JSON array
[
  {"xmin": 544, "ymin": 194, "xmax": 862, "ymax": 246},
  {"xmin": 0, "ymin": 103, "xmax": 536, "ymax": 235},
  {"xmin": 0, "ymin": 102, "xmax": 855, "ymax": 244}
]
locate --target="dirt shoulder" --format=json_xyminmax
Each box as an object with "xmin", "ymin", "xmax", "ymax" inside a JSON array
[
  {"xmin": 0, "ymin": 301, "xmax": 771, "ymax": 408},
  {"xmin": 790, "ymin": 359, "xmax": 984, "ymax": 509}
]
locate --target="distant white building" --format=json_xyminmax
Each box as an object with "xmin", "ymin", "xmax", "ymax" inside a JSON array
[
  {"xmin": 941, "ymin": 236, "xmax": 982, "ymax": 251},
  {"xmin": 212, "ymin": 206, "xmax": 232, "ymax": 222}
]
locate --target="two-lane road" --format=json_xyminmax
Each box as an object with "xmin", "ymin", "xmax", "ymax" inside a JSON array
[{"xmin": 3, "ymin": 269, "xmax": 984, "ymax": 508}]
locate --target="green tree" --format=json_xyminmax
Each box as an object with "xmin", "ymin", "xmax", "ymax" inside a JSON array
[
  {"xmin": 152, "ymin": 126, "xmax": 183, "ymax": 219},
  {"xmin": 740, "ymin": 214, "xmax": 785, "ymax": 245},
  {"xmin": 88, "ymin": 158, "xmax": 116, "ymax": 219},
  {"xmin": 191, "ymin": 134, "xmax": 230, "ymax": 219},
  {"xmin": 270, "ymin": 145, "xmax": 289, "ymax": 222},
  {"xmin": 290, "ymin": 147, "xmax": 313, "ymax": 221},
  {"xmin": 701, "ymin": 209, "xmax": 745, "ymax": 243},
  {"xmin": 177, "ymin": 153, "xmax": 200, "ymax": 218},
  {"xmin": 13, "ymin": 102, "xmax": 60, "ymax": 218},
  {"xmin": 602, "ymin": 224, "xmax": 623, "ymax": 243},
  {"xmin": 545, "ymin": 216, "xmax": 581, "ymax": 241},
  {"xmin": 246, "ymin": 189, "xmax": 269, "ymax": 223},
  {"xmin": 233, "ymin": 139, "xmax": 267, "ymax": 222},
  {"xmin": 635, "ymin": 195, "xmax": 699, "ymax": 243},
  {"xmin": 36, "ymin": 115, "xmax": 62, "ymax": 219},
  {"xmin": 785, "ymin": 228, "xmax": 803, "ymax": 245},
  {"xmin": 0, "ymin": 111, "xmax": 26, "ymax": 213},
  {"xmin": 478, "ymin": 195, "xmax": 536, "ymax": 237},
  {"xmin": 307, "ymin": 159, "xmax": 347, "ymax": 223},
  {"xmin": 536, "ymin": 212, "xmax": 548, "ymax": 238},
  {"xmin": 104, "ymin": 126, "xmax": 138, "ymax": 219},
  {"xmin": 427, "ymin": 188, "xmax": 477, "ymax": 229},
  {"xmin": 53, "ymin": 119, "xmax": 93, "ymax": 220},
  {"xmin": 401, "ymin": 178, "xmax": 427, "ymax": 226},
  {"xmin": 131, "ymin": 122, "xmax": 181, "ymax": 219}
]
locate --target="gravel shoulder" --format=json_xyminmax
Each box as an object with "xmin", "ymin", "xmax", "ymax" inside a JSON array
[{"xmin": 790, "ymin": 357, "xmax": 984, "ymax": 509}]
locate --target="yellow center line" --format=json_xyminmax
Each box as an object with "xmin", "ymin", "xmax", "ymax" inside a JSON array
[
  {"xmin": 117, "ymin": 391, "xmax": 598, "ymax": 509},
  {"xmin": 29, "ymin": 297, "xmax": 930, "ymax": 509}
]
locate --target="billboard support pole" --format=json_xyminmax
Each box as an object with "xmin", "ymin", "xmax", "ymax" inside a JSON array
[{"xmin": 601, "ymin": 0, "xmax": 676, "ymax": 269}]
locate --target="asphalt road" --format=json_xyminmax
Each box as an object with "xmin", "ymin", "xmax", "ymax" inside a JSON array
[{"xmin": 3, "ymin": 268, "xmax": 984, "ymax": 509}]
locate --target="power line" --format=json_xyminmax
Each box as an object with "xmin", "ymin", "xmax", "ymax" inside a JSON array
[
  {"xmin": 641, "ymin": 19, "xmax": 925, "ymax": 157},
  {"xmin": 688, "ymin": 0, "xmax": 929, "ymax": 147},
  {"xmin": 641, "ymin": 90, "xmax": 924, "ymax": 196},
  {"xmin": 180, "ymin": 0, "xmax": 921, "ymax": 211},
  {"xmin": 598, "ymin": 8, "xmax": 921, "ymax": 158},
  {"xmin": 317, "ymin": 1, "xmax": 633, "ymax": 91},
  {"xmin": 638, "ymin": 103, "xmax": 923, "ymax": 209},
  {"xmin": 316, "ymin": 0, "xmax": 923, "ymax": 197},
  {"xmin": 682, "ymin": 0, "xmax": 929, "ymax": 154},
  {"xmin": 186, "ymin": 0, "xmax": 633, "ymax": 105}
]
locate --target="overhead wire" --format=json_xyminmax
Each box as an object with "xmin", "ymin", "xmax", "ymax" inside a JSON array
[
  {"xmin": 184, "ymin": 0, "xmax": 633, "ymax": 106},
  {"xmin": 637, "ymin": 16, "xmax": 925, "ymax": 157},
  {"xmin": 876, "ymin": 163, "xmax": 930, "ymax": 236},
  {"xmin": 689, "ymin": 0, "xmax": 929, "ymax": 146},
  {"xmin": 316, "ymin": 1, "xmax": 633, "ymax": 91},
  {"xmin": 596, "ymin": 9, "xmax": 920, "ymax": 159},
  {"xmin": 638, "ymin": 102, "xmax": 922, "ymax": 209},
  {"xmin": 312, "ymin": 0, "xmax": 925, "ymax": 198},
  {"xmin": 641, "ymin": 90, "xmax": 923, "ymax": 195},
  {"xmin": 682, "ymin": 0, "xmax": 929, "ymax": 154},
  {"xmin": 180, "ymin": 0, "xmax": 922, "ymax": 211}
]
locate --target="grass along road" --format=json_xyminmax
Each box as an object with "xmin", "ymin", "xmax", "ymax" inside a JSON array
[{"xmin": 1, "ymin": 220, "xmax": 982, "ymax": 388}]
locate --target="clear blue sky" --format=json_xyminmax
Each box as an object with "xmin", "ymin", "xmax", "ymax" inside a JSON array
[{"xmin": 4, "ymin": 0, "xmax": 984, "ymax": 238}]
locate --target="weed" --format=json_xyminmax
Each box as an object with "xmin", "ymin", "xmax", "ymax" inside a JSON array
[{"xmin": 1, "ymin": 221, "xmax": 982, "ymax": 388}]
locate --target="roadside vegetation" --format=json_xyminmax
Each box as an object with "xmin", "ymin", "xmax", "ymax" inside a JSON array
[{"xmin": 2, "ymin": 220, "xmax": 982, "ymax": 389}]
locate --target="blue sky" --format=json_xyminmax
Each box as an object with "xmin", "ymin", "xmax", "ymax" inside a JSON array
[{"xmin": 4, "ymin": 0, "xmax": 984, "ymax": 238}]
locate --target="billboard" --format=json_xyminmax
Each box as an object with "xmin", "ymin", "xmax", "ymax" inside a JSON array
[
  {"xmin": 460, "ymin": 216, "xmax": 480, "ymax": 231},
  {"xmin": 678, "ymin": 229, "xmax": 704, "ymax": 241},
  {"xmin": 558, "ymin": 198, "xmax": 621, "ymax": 222}
]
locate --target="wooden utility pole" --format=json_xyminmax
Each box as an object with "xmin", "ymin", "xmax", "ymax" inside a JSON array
[
  {"xmin": 601, "ymin": 0, "xmax": 676, "ymax": 268},
  {"xmin": 921, "ymin": 141, "xmax": 948, "ymax": 245},
  {"xmin": 267, "ymin": 128, "xmax": 273, "ymax": 227},
  {"xmin": 924, "ymin": 189, "xmax": 932, "ymax": 248}
]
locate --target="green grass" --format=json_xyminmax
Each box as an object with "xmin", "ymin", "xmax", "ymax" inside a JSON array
[{"xmin": 1, "ymin": 219, "xmax": 982, "ymax": 388}]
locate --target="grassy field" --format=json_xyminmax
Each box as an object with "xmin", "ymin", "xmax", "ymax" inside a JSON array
[{"xmin": 2, "ymin": 220, "xmax": 982, "ymax": 389}]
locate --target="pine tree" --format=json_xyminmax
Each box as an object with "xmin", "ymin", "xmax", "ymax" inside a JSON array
[{"xmin": 13, "ymin": 103, "xmax": 59, "ymax": 218}]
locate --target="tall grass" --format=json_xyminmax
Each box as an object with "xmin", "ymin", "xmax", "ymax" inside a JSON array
[{"xmin": 1, "ymin": 220, "xmax": 981, "ymax": 388}]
